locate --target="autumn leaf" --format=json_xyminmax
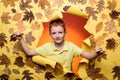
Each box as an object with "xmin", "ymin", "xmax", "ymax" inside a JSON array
[
  {"xmin": 101, "ymin": 14, "xmax": 108, "ymax": 20},
  {"xmin": 0, "ymin": 53, "xmax": 11, "ymax": 68},
  {"xmin": 16, "ymin": 21, "xmax": 26, "ymax": 32},
  {"xmin": 13, "ymin": 41, "xmax": 24, "ymax": 54},
  {"xmin": 22, "ymin": 70, "xmax": 33, "ymax": 80},
  {"xmin": 19, "ymin": 0, "xmax": 32, "ymax": 11},
  {"xmin": 45, "ymin": 72, "xmax": 55, "ymax": 80},
  {"xmin": 86, "ymin": 63, "xmax": 108, "ymax": 80},
  {"xmin": 1, "ymin": 0, "xmax": 18, "ymax": 8},
  {"xmin": 96, "ymin": 0, "xmax": 105, "ymax": 12},
  {"xmin": 22, "ymin": 10, "xmax": 34, "ymax": 23},
  {"xmin": 3, "ymin": 68, "xmax": 11, "ymax": 75},
  {"xmin": 96, "ymin": 22, "xmax": 103, "ymax": 33},
  {"xmin": 85, "ymin": 7, "xmax": 98, "ymax": 20},
  {"xmin": 53, "ymin": 62, "xmax": 63, "ymax": 75},
  {"xmin": 96, "ymin": 52, "xmax": 107, "ymax": 63},
  {"xmin": 36, "ymin": 13, "xmax": 43, "ymax": 19},
  {"xmin": 6, "ymin": 46, "xmax": 10, "ymax": 53},
  {"xmin": 63, "ymin": 6, "xmax": 71, "ymax": 12},
  {"xmin": 106, "ymin": 38, "xmax": 118, "ymax": 51},
  {"xmin": 68, "ymin": 0, "xmax": 81, "ymax": 4},
  {"xmin": 0, "ymin": 74, "xmax": 9, "ymax": 80},
  {"xmin": 14, "ymin": 56, "xmax": 25, "ymax": 67},
  {"xmin": 52, "ymin": 0, "xmax": 63, "ymax": 7},
  {"xmin": 109, "ymin": 10, "xmax": 120, "ymax": 19},
  {"xmin": 13, "ymin": 13, "xmax": 22, "ymax": 21},
  {"xmin": 112, "ymin": 66, "xmax": 120, "ymax": 80},
  {"xmin": 106, "ymin": 0, "xmax": 117, "ymax": 10},
  {"xmin": 117, "ymin": 32, "xmax": 120, "ymax": 37},
  {"xmin": 105, "ymin": 20, "xmax": 117, "ymax": 34},
  {"xmin": 35, "ymin": 65, "xmax": 46, "ymax": 73},
  {"xmin": 25, "ymin": 56, "xmax": 38, "ymax": 68},
  {"xmin": 30, "ymin": 21, "xmax": 40, "ymax": 30},
  {"xmin": 25, "ymin": 31, "xmax": 35, "ymax": 45},
  {"xmin": 45, "ymin": 8, "xmax": 55, "ymax": 19},
  {"xmin": 1, "ymin": 12, "xmax": 11, "ymax": 24},
  {"xmin": 38, "ymin": 0, "xmax": 51, "ymax": 9},
  {"xmin": 12, "ymin": 69, "xmax": 20, "ymax": 74},
  {"xmin": 0, "ymin": 33, "xmax": 7, "ymax": 48},
  {"xmin": 80, "ymin": 0, "xmax": 87, "ymax": 4}
]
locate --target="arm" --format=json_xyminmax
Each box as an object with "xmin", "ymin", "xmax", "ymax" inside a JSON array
[
  {"xmin": 80, "ymin": 47, "xmax": 103, "ymax": 59},
  {"xmin": 15, "ymin": 32, "xmax": 36, "ymax": 56}
]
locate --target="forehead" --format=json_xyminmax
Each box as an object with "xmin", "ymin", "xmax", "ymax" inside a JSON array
[{"xmin": 51, "ymin": 26, "xmax": 64, "ymax": 31}]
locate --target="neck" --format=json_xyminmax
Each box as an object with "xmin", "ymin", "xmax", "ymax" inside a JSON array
[{"xmin": 55, "ymin": 41, "xmax": 64, "ymax": 50}]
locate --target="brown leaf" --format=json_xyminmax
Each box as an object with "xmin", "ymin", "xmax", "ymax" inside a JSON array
[
  {"xmin": 22, "ymin": 70, "xmax": 33, "ymax": 80},
  {"xmin": 14, "ymin": 56, "xmax": 25, "ymax": 67},
  {"xmin": 12, "ymin": 69, "xmax": 20, "ymax": 74},
  {"xmin": 0, "ymin": 33, "xmax": 7, "ymax": 48},
  {"xmin": 80, "ymin": 0, "xmax": 87, "ymax": 4},
  {"xmin": 20, "ymin": 0, "xmax": 32, "ymax": 10},
  {"xmin": 38, "ymin": 0, "xmax": 51, "ymax": 9},
  {"xmin": 1, "ymin": 0, "xmax": 18, "ymax": 8},
  {"xmin": 13, "ymin": 13, "xmax": 22, "ymax": 21},
  {"xmin": 101, "ymin": 14, "xmax": 108, "ymax": 20},
  {"xmin": 63, "ymin": 6, "xmax": 71, "ymax": 12},
  {"xmin": 112, "ymin": 66, "xmax": 120, "ymax": 80},
  {"xmin": 0, "ymin": 74, "xmax": 9, "ymax": 80},
  {"xmin": 22, "ymin": 10, "xmax": 34, "ymax": 23},
  {"xmin": 105, "ymin": 20, "xmax": 117, "ymax": 34},
  {"xmin": 1, "ymin": 12, "xmax": 11, "ymax": 24},
  {"xmin": 109, "ymin": 10, "xmax": 120, "ymax": 19},
  {"xmin": 6, "ymin": 46, "xmax": 10, "ymax": 53},
  {"xmin": 3, "ymin": 68, "xmax": 11, "ymax": 75},
  {"xmin": 13, "ymin": 41, "xmax": 24, "ymax": 54},
  {"xmin": 53, "ymin": 62, "xmax": 63, "ymax": 75},
  {"xmin": 96, "ymin": 22, "xmax": 103, "ymax": 33},
  {"xmin": 0, "ymin": 54, "xmax": 11, "ymax": 68},
  {"xmin": 96, "ymin": 0, "xmax": 105, "ymax": 12},
  {"xmin": 86, "ymin": 7, "xmax": 98, "ymax": 20},
  {"xmin": 45, "ymin": 72, "xmax": 55, "ymax": 80},
  {"xmin": 45, "ymin": 8, "xmax": 55, "ymax": 19},
  {"xmin": 25, "ymin": 31, "xmax": 35, "ymax": 45},
  {"xmin": 25, "ymin": 56, "xmax": 38, "ymax": 68},
  {"xmin": 30, "ymin": 21, "xmax": 40, "ymax": 30},
  {"xmin": 107, "ymin": 0, "xmax": 117, "ymax": 10},
  {"xmin": 36, "ymin": 13, "xmax": 43, "ymax": 19},
  {"xmin": 106, "ymin": 38, "xmax": 118, "ymax": 51},
  {"xmin": 96, "ymin": 52, "xmax": 107, "ymax": 63},
  {"xmin": 117, "ymin": 32, "xmax": 120, "ymax": 37}
]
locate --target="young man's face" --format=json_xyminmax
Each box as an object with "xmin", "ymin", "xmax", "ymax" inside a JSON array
[{"xmin": 50, "ymin": 26, "xmax": 66, "ymax": 44}]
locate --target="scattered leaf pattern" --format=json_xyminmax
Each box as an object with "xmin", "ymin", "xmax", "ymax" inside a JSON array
[
  {"xmin": 22, "ymin": 70, "xmax": 33, "ymax": 80},
  {"xmin": 112, "ymin": 66, "xmax": 120, "ymax": 80},
  {"xmin": 20, "ymin": 0, "xmax": 32, "ymax": 11},
  {"xmin": 1, "ymin": 12, "xmax": 11, "ymax": 24},
  {"xmin": 14, "ymin": 56, "xmax": 25, "ymax": 67},
  {"xmin": 0, "ymin": 33, "xmax": 7, "ymax": 48}
]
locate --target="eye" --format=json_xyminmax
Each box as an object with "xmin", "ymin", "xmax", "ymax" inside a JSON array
[{"xmin": 51, "ymin": 32, "xmax": 56, "ymax": 34}]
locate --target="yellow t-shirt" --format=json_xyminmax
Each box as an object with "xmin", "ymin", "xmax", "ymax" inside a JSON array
[{"xmin": 35, "ymin": 40, "xmax": 83, "ymax": 72}]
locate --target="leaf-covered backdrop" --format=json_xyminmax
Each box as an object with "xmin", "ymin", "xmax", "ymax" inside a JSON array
[{"xmin": 0, "ymin": 0, "xmax": 120, "ymax": 80}]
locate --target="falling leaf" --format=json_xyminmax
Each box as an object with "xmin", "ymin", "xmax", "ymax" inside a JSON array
[
  {"xmin": 105, "ymin": 20, "xmax": 117, "ymax": 34},
  {"xmin": 1, "ymin": 12, "xmax": 11, "ymax": 24},
  {"xmin": 22, "ymin": 70, "xmax": 33, "ymax": 80},
  {"xmin": 64, "ymin": 73, "xmax": 80, "ymax": 80},
  {"xmin": 117, "ymin": 32, "xmax": 120, "ymax": 37},
  {"xmin": 52, "ymin": 0, "xmax": 63, "ymax": 7},
  {"xmin": 96, "ymin": 52, "xmax": 107, "ymax": 63},
  {"xmin": 112, "ymin": 66, "xmax": 120, "ymax": 80},
  {"xmin": 1, "ymin": 0, "xmax": 18, "ymax": 8},
  {"xmin": 53, "ymin": 62, "xmax": 63, "ymax": 75},
  {"xmin": 109, "ymin": 10, "xmax": 120, "ymax": 19},
  {"xmin": 13, "ymin": 13, "xmax": 22, "ymax": 21},
  {"xmin": 38, "ymin": 0, "xmax": 51, "ymax": 9},
  {"xmin": 25, "ymin": 31, "xmax": 35, "ymax": 45},
  {"xmin": 0, "ymin": 33, "xmax": 7, "ymax": 48},
  {"xmin": 96, "ymin": 22, "xmax": 103, "ymax": 33},
  {"xmin": 63, "ymin": 6, "xmax": 71, "ymax": 12},
  {"xmin": 106, "ymin": 38, "xmax": 118, "ymax": 51},
  {"xmin": 86, "ymin": 63, "xmax": 108, "ymax": 80},
  {"xmin": 12, "ymin": 69, "xmax": 20, "ymax": 74},
  {"xmin": 85, "ymin": 7, "xmax": 98, "ymax": 20},
  {"xmin": 107, "ymin": 0, "xmax": 117, "ymax": 10},
  {"xmin": 13, "ymin": 41, "xmax": 24, "ymax": 54},
  {"xmin": 11, "ymin": 8, "xmax": 16, "ymax": 13},
  {"xmin": 30, "ymin": 21, "xmax": 40, "ymax": 30},
  {"xmin": 20, "ymin": 0, "xmax": 32, "ymax": 10},
  {"xmin": 0, "ymin": 53, "xmax": 11, "ymax": 68},
  {"xmin": 35, "ymin": 65, "xmax": 46, "ymax": 73},
  {"xmin": 10, "ymin": 34, "xmax": 17, "ymax": 42},
  {"xmin": 3, "ymin": 68, "xmax": 11, "ymax": 75},
  {"xmin": 0, "ymin": 74, "xmax": 9, "ymax": 80},
  {"xmin": 22, "ymin": 10, "xmax": 34, "ymax": 23},
  {"xmin": 25, "ymin": 56, "xmax": 38, "ymax": 68},
  {"xmin": 45, "ymin": 72, "xmax": 55, "ymax": 80},
  {"xmin": 36, "ymin": 13, "xmax": 43, "ymax": 19},
  {"xmin": 6, "ymin": 46, "xmax": 10, "ymax": 53},
  {"xmin": 14, "ymin": 56, "xmax": 25, "ymax": 67},
  {"xmin": 96, "ymin": 0, "xmax": 105, "ymax": 12},
  {"xmin": 44, "ymin": 8, "xmax": 55, "ymax": 19},
  {"xmin": 68, "ymin": 0, "xmax": 80, "ymax": 4},
  {"xmin": 80, "ymin": 0, "xmax": 87, "ymax": 4},
  {"xmin": 16, "ymin": 21, "xmax": 26, "ymax": 32},
  {"xmin": 101, "ymin": 14, "xmax": 108, "ymax": 20}
]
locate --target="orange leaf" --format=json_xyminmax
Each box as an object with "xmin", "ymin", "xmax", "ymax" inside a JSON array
[
  {"xmin": 96, "ymin": 22, "xmax": 103, "ymax": 33},
  {"xmin": 16, "ymin": 21, "xmax": 26, "ymax": 32},
  {"xmin": 13, "ymin": 13, "xmax": 22, "ymax": 21},
  {"xmin": 1, "ymin": 12, "xmax": 11, "ymax": 24}
]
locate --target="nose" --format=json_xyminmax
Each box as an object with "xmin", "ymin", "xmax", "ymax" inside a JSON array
[{"xmin": 56, "ymin": 33, "xmax": 59, "ymax": 37}]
